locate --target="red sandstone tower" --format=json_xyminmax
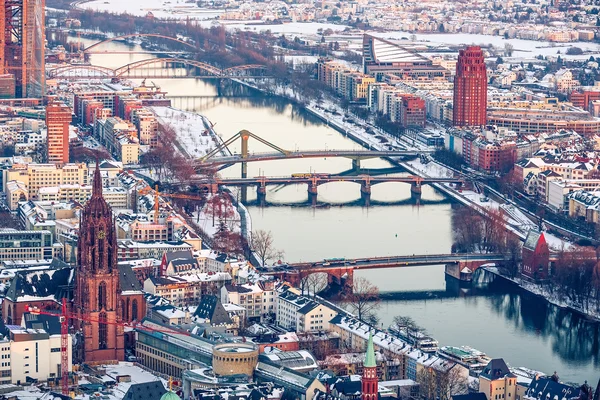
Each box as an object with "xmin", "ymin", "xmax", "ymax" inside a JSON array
[
  {"xmin": 362, "ymin": 333, "xmax": 378, "ymax": 400},
  {"xmin": 74, "ymin": 163, "xmax": 124, "ymax": 362},
  {"xmin": 46, "ymin": 101, "xmax": 72, "ymax": 164},
  {"xmin": 453, "ymin": 46, "xmax": 487, "ymax": 127}
]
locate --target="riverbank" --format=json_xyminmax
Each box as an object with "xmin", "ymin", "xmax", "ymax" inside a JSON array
[
  {"xmin": 231, "ymin": 79, "xmax": 600, "ymax": 323},
  {"xmin": 483, "ymin": 266, "xmax": 600, "ymax": 322}
]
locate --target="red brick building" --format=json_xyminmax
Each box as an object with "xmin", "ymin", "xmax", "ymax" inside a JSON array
[
  {"xmin": 521, "ymin": 231, "xmax": 550, "ymax": 281},
  {"xmin": 453, "ymin": 46, "xmax": 487, "ymax": 127},
  {"xmin": 570, "ymin": 90, "xmax": 600, "ymax": 111},
  {"xmin": 400, "ymin": 95, "xmax": 426, "ymax": 128},
  {"xmin": 477, "ymin": 142, "xmax": 517, "ymax": 173}
]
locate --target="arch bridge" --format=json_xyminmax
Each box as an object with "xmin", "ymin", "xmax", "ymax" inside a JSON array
[
  {"xmin": 82, "ymin": 33, "xmax": 199, "ymax": 54},
  {"xmin": 46, "ymin": 58, "xmax": 270, "ymax": 80}
]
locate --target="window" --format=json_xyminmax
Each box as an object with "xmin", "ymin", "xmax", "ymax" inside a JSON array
[
  {"xmin": 99, "ymin": 312, "xmax": 108, "ymax": 350},
  {"xmin": 131, "ymin": 299, "xmax": 138, "ymax": 321},
  {"xmin": 98, "ymin": 281, "xmax": 107, "ymax": 310}
]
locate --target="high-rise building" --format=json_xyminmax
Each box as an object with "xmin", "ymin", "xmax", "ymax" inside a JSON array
[
  {"xmin": 46, "ymin": 102, "xmax": 72, "ymax": 164},
  {"xmin": 74, "ymin": 164, "xmax": 125, "ymax": 362},
  {"xmin": 361, "ymin": 333, "xmax": 378, "ymax": 400},
  {"xmin": 0, "ymin": 0, "xmax": 46, "ymax": 98},
  {"xmin": 453, "ymin": 46, "xmax": 487, "ymax": 127}
]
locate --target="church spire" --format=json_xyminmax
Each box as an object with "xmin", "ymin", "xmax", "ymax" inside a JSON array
[
  {"xmin": 365, "ymin": 333, "xmax": 376, "ymax": 368},
  {"xmin": 92, "ymin": 161, "xmax": 102, "ymax": 197},
  {"xmin": 362, "ymin": 333, "xmax": 378, "ymax": 400}
]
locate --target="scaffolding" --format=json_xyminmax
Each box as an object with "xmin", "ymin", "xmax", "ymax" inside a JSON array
[{"xmin": 0, "ymin": 0, "xmax": 45, "ymax": 98}]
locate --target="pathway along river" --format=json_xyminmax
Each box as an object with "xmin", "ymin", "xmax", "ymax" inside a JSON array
[{"xmin": 79, "ymin": 37, "xmax": 599, "ymax": 383}]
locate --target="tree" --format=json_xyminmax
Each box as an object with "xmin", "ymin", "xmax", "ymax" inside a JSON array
[
  {"xmin": 250, "ymin": 229, "xmax": 283, "ymax": 266},
  {"xmin": 345, "ymin": 276, "xmax": 380, "ymax": 320},
  {"xmin": 0, "ymin": 211, "xmax": 21, "ymax": 229},
  {"xmin": 418, "ymin": 366, "xmax": 468, "ymax": 400},
  {"xmin": 305, "ymin": 272, "xmax": 328, "ymax": 297},
  {"xmin": 392, "ymin": 315, "xmax": 424, "ymax": 342},
  {"xmin": 504, "ymin": 42, "xmax": 514, "ymax": 57}
]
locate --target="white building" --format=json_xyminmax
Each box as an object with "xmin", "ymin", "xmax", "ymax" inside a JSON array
[
  {"xmin": 276, "ymin": 288, "xmax": 338, "ymax": 332},
  {"xmin": 0, "ymin": 317, "xmax": 72, "ymax": 385}
]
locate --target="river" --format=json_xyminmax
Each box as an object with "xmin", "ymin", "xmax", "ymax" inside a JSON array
[{"xmin": 75, "ymin": 36, "xmax": 600, "ymax": 384}]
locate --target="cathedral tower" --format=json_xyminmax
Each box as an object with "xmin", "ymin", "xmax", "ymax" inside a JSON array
[{"xmin": 74, "ymin": 163, "xmax": 124, "ymax": 362}]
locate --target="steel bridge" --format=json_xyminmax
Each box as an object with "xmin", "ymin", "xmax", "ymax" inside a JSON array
[
  {"xmin": 197, "ymin": 129, "xmax": 434, "ymax": 202},
  {"xmin": 46, "ymin": 58, "xmax": 269, "ymax": 80},
  {"xmin": 81, "ymin": 33, "xmax": 199, "ymax": 54},
  {"xmin": 264, "ymin": 253, "xmax": 506, "ymax": 288}
]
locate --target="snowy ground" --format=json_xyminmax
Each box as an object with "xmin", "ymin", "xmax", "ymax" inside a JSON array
[
  {"xmin": 79, "ymin": 0, "xmax": 223, "ymax": 20},
  {"xmin": 192, "ymin": 193, "xmax": 242, "ymax": 237},
  {"xmin": 150, "ymin": 106, "xmax": 219, "ymax": 158}
]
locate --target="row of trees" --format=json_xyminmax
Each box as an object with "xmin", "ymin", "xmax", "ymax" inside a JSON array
[{"xmin": 548, "ymin": 247, "xmax": 600, "ymax": 313}]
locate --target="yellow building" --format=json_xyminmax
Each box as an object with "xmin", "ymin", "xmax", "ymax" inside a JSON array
[
  {"xmin": 479, "ymin": 359, "xmax": 527, "ymax": 400},
  {"xmin": 2, "ymin": 163, "xmax": 89, "ymax": 201}
]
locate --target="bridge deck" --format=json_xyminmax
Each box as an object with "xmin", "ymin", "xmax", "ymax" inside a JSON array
[
  {"xmin": 267, "ymin": 253, "xmax": 505, "ymax": 272},
  {"xmin": 195, "ymin": 175, "xmax": 462, "ymax": 186},
  {"xmin": 199, "ymin": 149, "xmax": 429, "ymax": 166}
]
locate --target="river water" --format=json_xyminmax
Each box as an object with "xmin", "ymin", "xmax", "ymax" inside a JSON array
[{"xmin": 76, "ymin": 37, "xmax": 600, "ymax": 384}]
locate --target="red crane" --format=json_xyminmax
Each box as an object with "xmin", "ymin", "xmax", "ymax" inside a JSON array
[{"xmin": 25, "ymin": 299, "xmax": 189, "ymax": 395}]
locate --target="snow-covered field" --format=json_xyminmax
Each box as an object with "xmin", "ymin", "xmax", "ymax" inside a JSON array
[
  {"xmin": 369, "ymin": 31, "xmax": 600, "ymax": 59},
  {"xmin": 150, "ymin": 106, "xmax": 219, "ymax": 158},
  {"xmin": 79, "ymin": 0, "xmax": 223, "ymax": 20}
]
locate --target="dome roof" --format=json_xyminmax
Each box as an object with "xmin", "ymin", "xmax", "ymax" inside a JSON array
[{"xmin": 160, "ymin": 391, "xmax": 180, "ymax": 400}]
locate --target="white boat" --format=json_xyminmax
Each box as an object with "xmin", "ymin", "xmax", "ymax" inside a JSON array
[
  {"xmin": 438, "ymin": 346, "xmax": 492, "ymax": 375},
  {"xmin": 389, "ymin": 326, "xmax": 439, "ymax": 353}
]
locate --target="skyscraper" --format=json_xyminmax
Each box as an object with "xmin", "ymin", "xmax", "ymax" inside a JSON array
[
  {"xmin": 453, "ymin": 46, "xmax": 487, "ymax": 127},
  {"xmin": 74, "ymin": 164, "xmax": 125, "ymax": 362},
  {"xmin": 0, "ymin": 0, "xmax": 46, "ymax": 98},
  {"xmin": 362, "ymin": 333, "xmax": 378, "ymax": 400},
  {"xmin": 46, "ymin": 101, "xmax": 72, "ymax": 164}
]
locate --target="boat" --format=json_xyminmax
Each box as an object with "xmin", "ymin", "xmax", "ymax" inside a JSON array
[
  {"xmin": 389, "ymin": 326, "xmax": 439, "ymax": 353},
  {"xmin": 437, "ymin": 346, "xmax": 492, "ymax": 375}
]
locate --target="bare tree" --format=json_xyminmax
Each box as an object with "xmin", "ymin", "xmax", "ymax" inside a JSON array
[
  {"xmin": 438, "ymin": 366, "xmax": 469, "ymax": 400},
  {"xmin": 0, "ymin": 211, "xmax": 21, "ymax": 229},
  {"xmin": 345, "ymin": 276, "xmax": 381, "ymax": 321},
  {"xmin": 504, "ymin": 42, "xmax": 514, "ymax": 57},
  {"xmin": 250, "ymin": 229, "xmax": 283, "ymax": 266},
  {"xmin": 305, "ymin": 272, "xmax": 328, "ymax": 297},
  {"xmin": 392, "ymin": 315, "xmax": 425, "ymax": 342},
  {"xmin": 418, "ymin": 365, "xmax": 468, "ymax": 400}
]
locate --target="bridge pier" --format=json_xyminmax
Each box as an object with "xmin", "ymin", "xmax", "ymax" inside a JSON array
[
  {"xmin": 308, "ymin": 183, "xmax": 318, "ymax": 206},
  {"xmin": 352, "ymin": 159, "xmax": 361, "ymax": 170},
  {"xmin": 257, "ymin": 184, "xmax": 267, "ymax": 206},
  {"xmin": 360, "ymin": 182, "xmax": 371, "ymax": 206},
  {"xmin": 410, "ymin": 182, "xmax": 422, "ymax": 201}
]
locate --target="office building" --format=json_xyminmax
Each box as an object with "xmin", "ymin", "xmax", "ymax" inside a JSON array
[
  {"xmin": 453, "ymin": 46, "xmax": 487, "ymax": 127},
  {"xmin": 45, "ymin": 102, "xmax": 72, "ymax": 164}
]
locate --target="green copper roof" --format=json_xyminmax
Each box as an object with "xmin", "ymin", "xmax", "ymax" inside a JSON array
[
  {"xmin": 364, "ymin": 333, "xmax": 376, "ymax": 368},
  {"xmin": 160, "ymin": 391, "xmax": 180, "ymax": 400}
]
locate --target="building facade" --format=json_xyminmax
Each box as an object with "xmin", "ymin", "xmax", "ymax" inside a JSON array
[
  {"xmin": 0, "ymin": 0, "xmax": 45, "ymax": 97},
  {"xmin": 74, "ymin": 164, "xmax": 124, "ymax": 362},
  {"xmin": 45, "ymin": 102, "xmax": 72, "ymax": 164},
  {"xmin": 453, "ymin": 46, "xmax": 487, "ymax": 127}
]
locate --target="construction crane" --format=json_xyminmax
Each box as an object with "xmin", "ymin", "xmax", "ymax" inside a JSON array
[
  {"xmin": 137, "ymin": 184, "xmax": 206, "ymax": 223},
  {"xmin": 25, "ymin": 300, "xmax": 189, "ymax": 396}
]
